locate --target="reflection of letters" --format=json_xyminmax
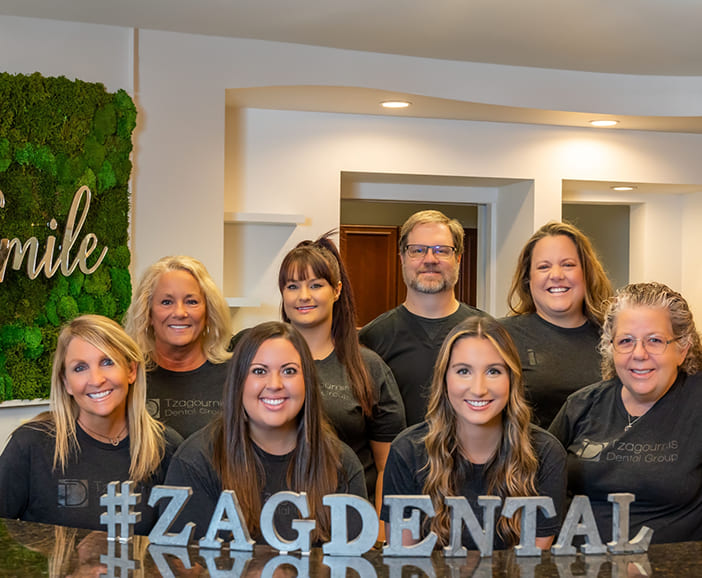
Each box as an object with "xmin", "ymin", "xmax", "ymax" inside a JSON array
[
  {"xmin": 58, "ymin": 479, "xmax": 89, "ymax": 508},
  {"xmin": 148, "ymin": 545, "xmax": 192, "ymax": 578}
]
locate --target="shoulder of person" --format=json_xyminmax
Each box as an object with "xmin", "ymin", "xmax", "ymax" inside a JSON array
[
  {"xmin": 359, "ymin": 307, "xmax": 403, "ymax": 337},
  {"xmin": 565, "ymin": 378, "xmax": 616, "ymax": 406},
  {"xmin": 171, "ymin": 426, "xmax": 214, "ymax": 465},
  {"xmin": 5, "ymin": 421, "xmax": 54, "ymax": 448},
  {"xmin": 358, "ymin": 346, "xmax": 394, "ymax": 376},
  {"xmin": 391, "ymin": 422, "xmax": 428, "ymax": 450},
  {"xmin": 456, "ymin": 303, "xmax": 488, "ymax": 318},
  {"xmin": 529, "ymin": 424, "xmax": 567, "ymax": 459},
  {"xmin": 163, "ymin": 426, "xmax": 185, "ymax": 452}
]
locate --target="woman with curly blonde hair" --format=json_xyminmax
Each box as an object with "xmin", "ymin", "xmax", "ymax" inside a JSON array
[
  {"xmin": 382, "ymin": 315, "xmax": 566, "ymax": 550},
  {"xmin": 550, "ymin": 282, "xmax": 702, "ymax": 544},
  {"xmin": 124, "ymin": 255, "xmax": 232, "ymax": 437},
  {"xmin": 501, "ymin": 221, "xmax": 614, "ymax": 427},
  {"xmin": 0, "ymin": 315, "xmax": 181, "ymax": 534}
]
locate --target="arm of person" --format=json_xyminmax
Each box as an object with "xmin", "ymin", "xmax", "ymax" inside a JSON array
[
  {"xmin": 0, "ymin": 430, "xmax": 31, "ymax": 520},
  {"xmin": 533, "ymin": 429, "xmax": 568, "ymax": 545},
  {"xmin": 535, "ymin": 535, "xmax": 555, "ymax": 549},
  {"xmin": 370, "ymin": 440, "xmax": 391, "ymax": 541},
  {"xmin": 380, "ymin": 434, "xmax": 424, "ymax": 547}
]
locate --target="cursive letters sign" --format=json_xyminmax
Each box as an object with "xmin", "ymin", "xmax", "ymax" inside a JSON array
[{"xmin": 0, "ymin": 186, "xmax": 108, "ymax": 282}]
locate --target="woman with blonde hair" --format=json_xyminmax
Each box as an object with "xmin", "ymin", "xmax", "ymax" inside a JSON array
[
  {"xmin": 0, "ymin": 315, "xmax": 181, "ymax": 533},
  {"xmin": 165, "ymin": 321, "xmax": 367, "ymax": 542},
  {"xmin": 382, "ymin": 315, "xmax": 566, "ymax": 550},
  {"xmin": 124, "ymin": 255, "xmax": 232, "ymax": 437},
  {"xmin": 501, "ymin": 221, "xmax": 613, "ymax": 426},
  {"xmin": 550, "ymin": 282, "xmax": 702, "ymax": 543}
]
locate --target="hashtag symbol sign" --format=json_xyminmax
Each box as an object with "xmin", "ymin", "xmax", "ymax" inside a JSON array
[{"xmin": 100, "ymin": 481, "xmax": 142, "ymax": 542}]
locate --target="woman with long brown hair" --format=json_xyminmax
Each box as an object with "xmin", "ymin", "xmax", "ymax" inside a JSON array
[
  {"xmin": 382, "ymin": 315, "xmax": 566, "ymax": 550},
  {"xmin": 501, "ymin": 221, "xmax": 613, "ymax": 427},
  {"xmin": 164, "ymin": 321, "xmax": 367, "ymax": 542},
  {"xmin": 277, "ymin": 233, "xmax": 405, "ymax": 506}
]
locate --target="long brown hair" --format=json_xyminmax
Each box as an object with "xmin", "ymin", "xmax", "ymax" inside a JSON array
[
  {"xmin": 211, "ymin": 321, "xmax": 342, "ymax": 542},
  {"xmin": 507, "ymin": 221, "xmax": 613, "ymax": 325},
  {"xmin": 423, "ymin": 315, "xmax": 538, "ymax": 546},
  {"xmin": 278, "ymin": 232, "xmax": 374, "ymax": 416}
]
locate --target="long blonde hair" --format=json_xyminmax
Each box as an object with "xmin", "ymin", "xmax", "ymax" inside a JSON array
[
  {"xmin": 124, "ymin": 255, "xmax": 232, "ymax": 369},
  {"xmin": 507, "ymin": 221, "xmax": 613, "ymax": 325},
  {"xmin": 28, "ymin": 315, "xmax": 166, "ymax": 482},
  {"xmin": 423, "ymin": 316, "xmax": 538, "ymax": 546}
]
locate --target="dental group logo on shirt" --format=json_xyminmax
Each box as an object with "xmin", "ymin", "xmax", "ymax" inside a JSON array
[
  {"xmin": 146, "ymin": 398, "xmax": 161, "ymax": 419},
  {"xmin": 573, "ymin": 438, "xmax": 610, "ymax": 461},
  {"xmin": 58, "ymin": 479, "xmax": 89, "ymax": 508}
]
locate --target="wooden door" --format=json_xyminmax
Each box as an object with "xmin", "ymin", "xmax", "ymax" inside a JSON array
[{"xmin": 340, "ymin": 224, "xmax": 477, "ymax": 326}]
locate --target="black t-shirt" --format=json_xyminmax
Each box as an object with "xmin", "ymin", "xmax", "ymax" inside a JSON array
[
  {"xmin": 164, "ymin": 427, "xmax": 368, "ymax": 541},
  {"xmin": 315, "ymin": 347, "xmax": 406, "ymax": 498},
  {"xmin": 146, "ymin": 360, "xmax": 229, "ymax": 438},
  {"xmin": 0, "ymin": 422, "xmax": 182, "ymax": 535},
  {"xmin": 360, "ymin": 304, "xmax": 485, "ymax": 426},
  {"xmin": 500, "ymin": 313, "xmax": 602, "ymax": 427},
  {"xmin": 381, "ymin": 422, "xmax": 566, "ymax": 550},
  {"xmin": 549, "ymin": 372, "xmax": 702, "ymax": 544}
]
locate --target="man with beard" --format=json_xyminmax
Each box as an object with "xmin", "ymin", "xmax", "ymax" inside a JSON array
[{"xmin": 359, "ymin": 210, "xmax": 486, "ymax": 425}]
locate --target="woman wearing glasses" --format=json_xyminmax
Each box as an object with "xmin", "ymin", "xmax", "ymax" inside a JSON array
[
  {"xmin": 501, "ymin": 222, "xmax": 613, "ymax": 427},
  {"xmin": 549, "ymin": 282, "xmax": 702, "ymax": 543}
]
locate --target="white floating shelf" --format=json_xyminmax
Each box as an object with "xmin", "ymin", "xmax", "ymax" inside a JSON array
[
  {"xmin": 226, "ymin": 297, "xmax": 261, "ymax": 308},
  {"xmin": 224, "ymin": 212, "xmax": 305, "ymax": 225}
]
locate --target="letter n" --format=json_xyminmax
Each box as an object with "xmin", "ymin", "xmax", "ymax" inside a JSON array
[{"xmin": 444, "ymin": 496, "xmax": 501, "ymax": 557}]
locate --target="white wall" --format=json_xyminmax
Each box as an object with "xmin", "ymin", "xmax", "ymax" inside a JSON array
[{"xmin": 4, "ymin": 15, "xmax": 702, "ymax": 441}]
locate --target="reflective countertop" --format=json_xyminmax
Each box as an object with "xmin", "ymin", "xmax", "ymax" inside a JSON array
[{"xmin": 1, "ymin": 517, "xmax": 700, "ymax": 577}]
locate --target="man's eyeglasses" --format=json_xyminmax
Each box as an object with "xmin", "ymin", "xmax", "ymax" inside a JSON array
[
  {"xmin": 404, "ymin": 244, "xmax": 457, "ymax": 260},
  {"xmin": 611, "ymin": 334, "xmax": 682, "ymax": 355}
]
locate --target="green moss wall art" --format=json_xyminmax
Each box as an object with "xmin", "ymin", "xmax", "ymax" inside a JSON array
[{"xmin": 0, "ymin": 72, "xmax": 136, "ymax": 402}]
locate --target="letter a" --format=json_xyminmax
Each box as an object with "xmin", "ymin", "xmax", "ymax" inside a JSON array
[
  {"xmin": 551, "ymin": 495, "xmax": 606, "ymax": 555},
  {"xmin": 199, "ymin": 490, "xmax": 254, "ymax": 551}
]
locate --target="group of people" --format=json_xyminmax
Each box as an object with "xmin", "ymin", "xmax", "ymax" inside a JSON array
[{"xmin": 1, "ymin": 209, "xmax": 700, "ymax": 552}]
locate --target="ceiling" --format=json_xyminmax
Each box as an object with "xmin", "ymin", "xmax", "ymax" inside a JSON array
[
  {"xmin": 3, "ymin": 0, "xmax": 702, "ymax": 194},
  {"xmin": 2, "ymin": 0, "xmax": 702, "ymax": 76}
]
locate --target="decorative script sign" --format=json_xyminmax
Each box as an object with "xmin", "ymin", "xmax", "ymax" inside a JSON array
[{"xmin": 0, "ymin": 186, "xmax": 108, "ymax": 282}]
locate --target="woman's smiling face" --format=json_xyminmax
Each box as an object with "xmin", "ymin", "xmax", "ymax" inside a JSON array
[
  {"xmin": 242, "ymin": 337, "xmax": 306, "ymax": 446},
  {"xmin": 446, "ymin": 336, "xmax": 510, "ymax": 434}
]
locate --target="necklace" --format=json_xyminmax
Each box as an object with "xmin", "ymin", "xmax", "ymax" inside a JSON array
[
  {"xmin": 624, "ymin": 412, "xmax": 642, "ymax": 432},
  {"xmin": 78, "ymin": 419, "xmax": 128, "ymax": 446}
]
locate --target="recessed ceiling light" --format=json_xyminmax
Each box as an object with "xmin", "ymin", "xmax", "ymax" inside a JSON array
[
  {"xmin": 590, "ymin": 120, "xmax": 619, "ymax": 127},
  {"xmin": 611, "ymin": 185, "xmax": 636, "ymax": 191},
  {"xmin": 381, "ymin": 100, "xmax": 411, "ymax": 109}
]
